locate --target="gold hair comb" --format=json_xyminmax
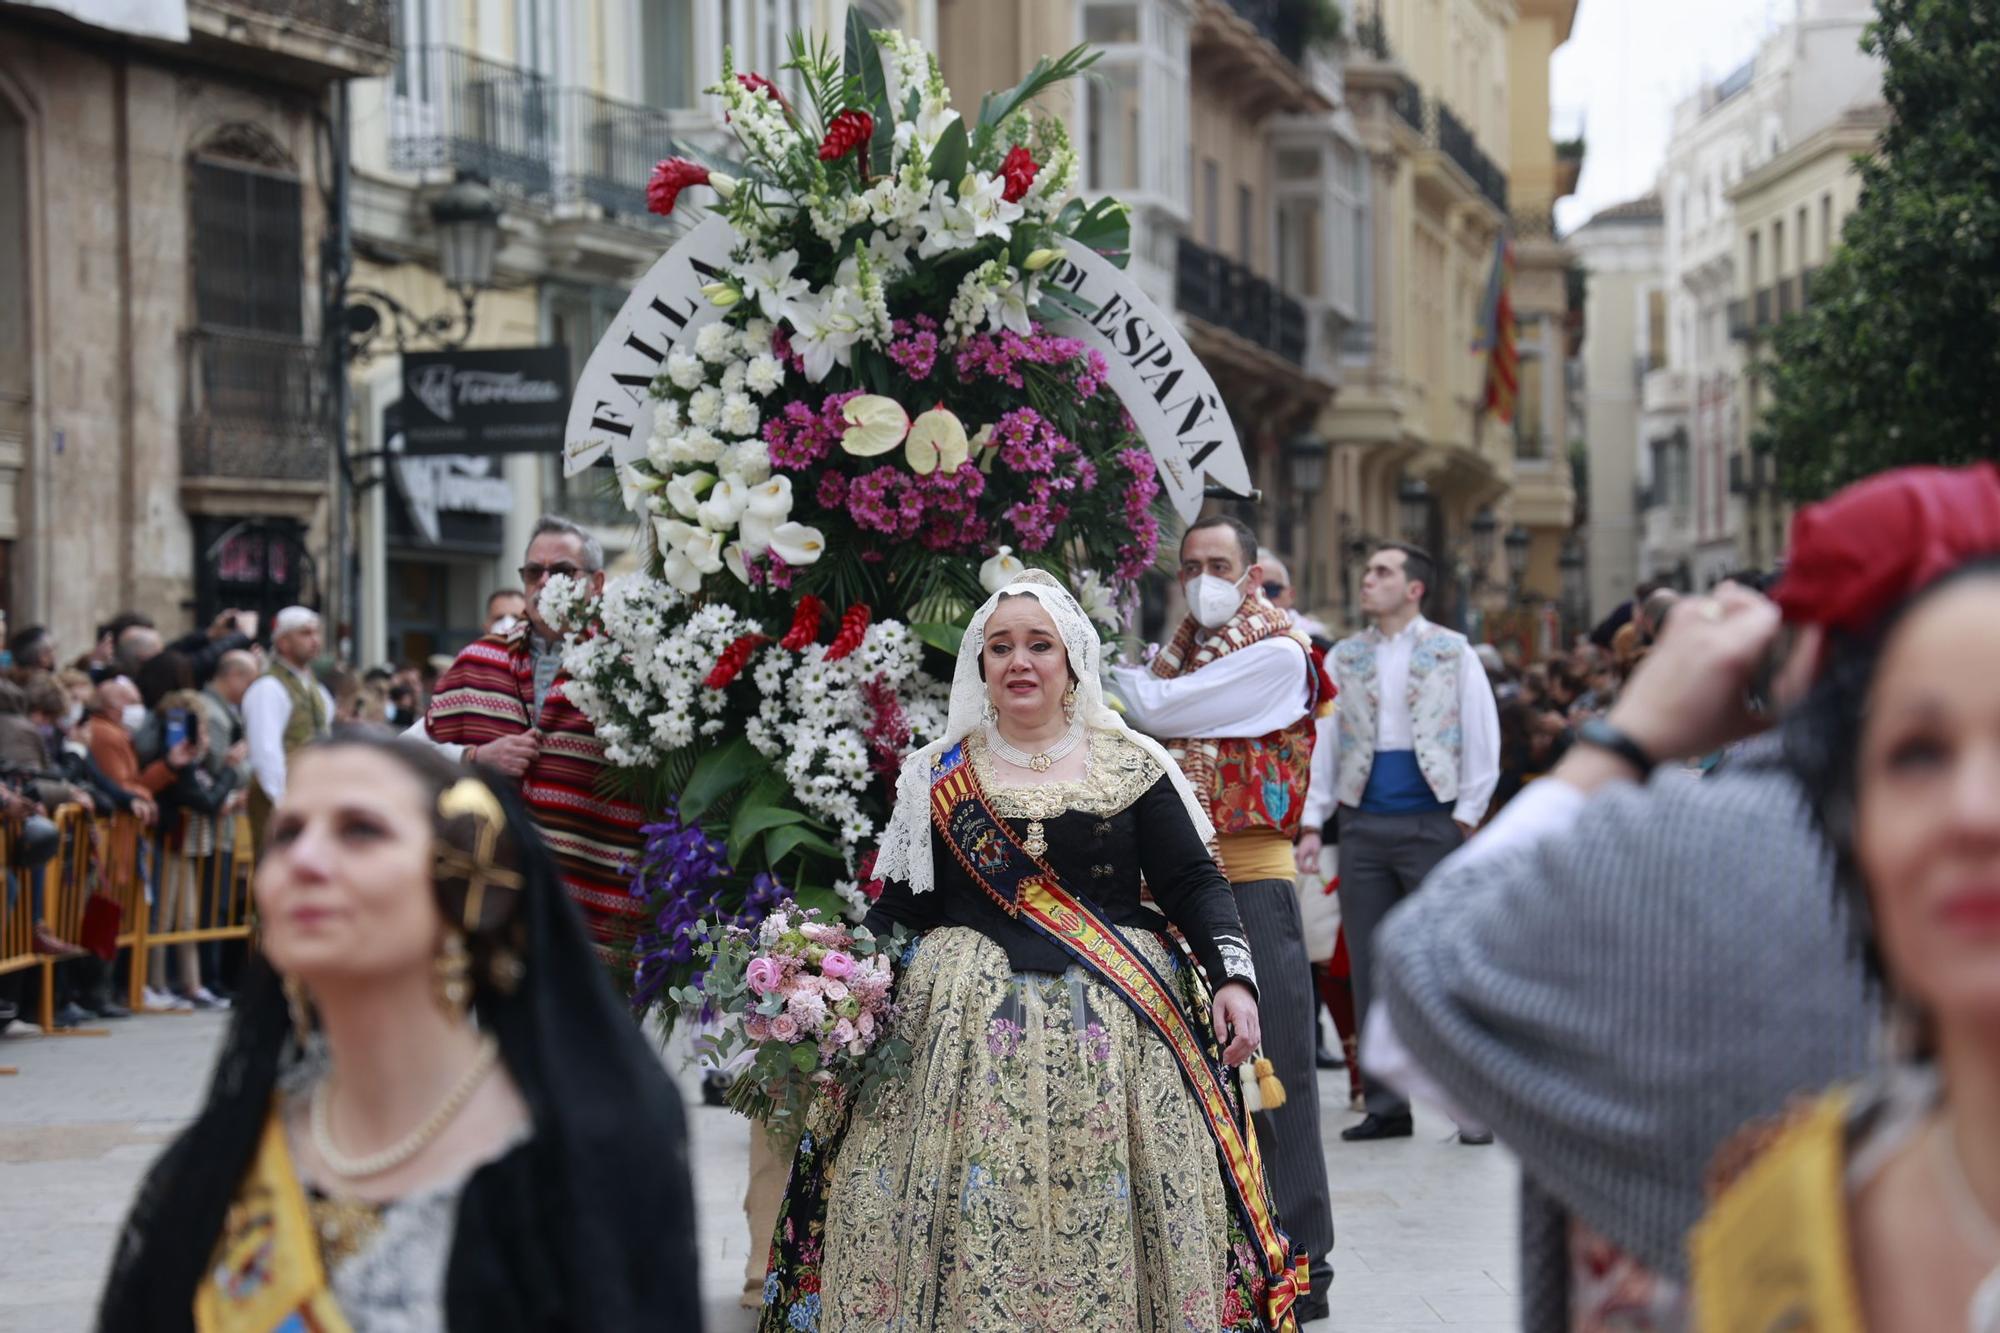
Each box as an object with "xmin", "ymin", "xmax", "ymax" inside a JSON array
[{"xmin": 436, "ymin": 778, "xmax": 525, "ymax": 932}]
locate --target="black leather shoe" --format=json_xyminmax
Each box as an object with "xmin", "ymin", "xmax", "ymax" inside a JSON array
[
  {"xmin": 1458, "ymin": 1129, "xmax": 1494, "ymax": 1146},
  {"xmin": 1314, "ymin": 1045, "xmax": 1345, "ymax": 1070},
  {"xmin": 1341, "ymin": 1112, "xmax": 1414, "ymax": 1141},
  {"xmin": 1293, "ymin": 1296, "xmax": 1331, "ymax": 1324}
]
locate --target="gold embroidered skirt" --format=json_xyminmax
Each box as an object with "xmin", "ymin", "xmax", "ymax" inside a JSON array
[{"xmin": 813, "ymin": 926, "xmax": 1251, "ymax": 1332}]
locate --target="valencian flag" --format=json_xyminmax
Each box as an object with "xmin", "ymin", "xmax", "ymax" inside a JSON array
[{"xmin": 1473, "ymin": 232, "xmax": 1518, "ymax": 424}]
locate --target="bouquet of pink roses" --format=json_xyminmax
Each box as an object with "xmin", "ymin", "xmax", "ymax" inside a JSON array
[{"xmin": 679, "ymin": 901, "xmax": 911, "ymax": 1133}]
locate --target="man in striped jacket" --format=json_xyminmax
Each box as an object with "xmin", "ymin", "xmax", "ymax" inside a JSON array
[{"xmin": 409, "ymin": 515, "xmax": 645, "ymax": 971}]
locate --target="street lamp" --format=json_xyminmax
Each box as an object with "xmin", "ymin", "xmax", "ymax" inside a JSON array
[
  {"xmin": 1284, "ymin": 431, "xmax": 1328, "ymax": 499},
  {"xmin": 342, "ymin": 171, "xmax": 504, "ymax": 362},
  {"xmin": 1397, "ymin": 476, "xmax": 1430, "ymax": 545},
  {"xmin": 1468, "ymin": 506, "xmax": 1498, "ymax": 575},
  {"xmin": 1559, "ymin": 534, "xmax": 1587, "ymax": 623},
  {"xmin": 1504, "ymin": 524, "xmax": 1532, "ymax": 599}
]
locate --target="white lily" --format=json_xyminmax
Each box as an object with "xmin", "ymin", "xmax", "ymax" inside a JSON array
[
  {"xmin": 724, "ymin": 542, "xmax": 750, "ymax": 584},
  {"xmin": 696, "ymin": 475, "xmax": 748, "ymax": 531},
  {"xmin": 958, "ymin": 169, "xmax": 1024, "ymax": 241},
  {"xmin": 745, "ymin": 474, "xmax": 795, "ymax": 521},
  {"xmin": 790, "ymin": 289, "xmax": 863, "ymax": 383},
  {"xmin": 767, "ymin": 521, "xmax": 827, "ymax": 567},
  {"xmin": 738, "ymin": 510, "xmax": 775, "ymax": 558},
  {"xmin": 661, "ymin": 547, "xmax": 704, "ymax": 595},
  {"xmin": 1023, "ymin": 247, "xmax": 1063, "ymax": 272},
  {"xmin": 740, "ymin": 248, "xmax": 808, "ymax": 323},
  {"xmin": 979, "ymin": 545, "xmax": 1026, "ymax": 593},
  {"xmin": 990, "ymin": 277, "xmax": 1034, "ymax": 336},
  {"xmin": 915, "ymin": 180, "xmax": 979, "ymax": 258},
  {"xmin": 839, "ymin": 395, "xmax": 910, "ymax": 457},
  {"xmin": 664, "ymin": 471, "xmax": 715, "ymax": 520},
  {"xmin": 905, "ymin": 406, "xmax": 970, "ymax": 475}
]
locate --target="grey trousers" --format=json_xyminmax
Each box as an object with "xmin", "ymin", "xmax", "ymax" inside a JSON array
[
  {"xmin": 1336, "ymin": 807, "xmax": 1465, "ymax": 1117},
  {"xmin": 1235, "ymin": 876, "xmax": 1336, "ymax": 1297}
]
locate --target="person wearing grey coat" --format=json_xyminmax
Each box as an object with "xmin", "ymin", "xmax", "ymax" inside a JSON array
[{"xmin": 1367, "ymin": 585, "xmax": 1878, "ymax": 1330}]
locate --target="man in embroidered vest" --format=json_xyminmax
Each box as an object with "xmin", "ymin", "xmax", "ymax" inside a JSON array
[
  {"xmin": 409, "ymin": 516, "xmax": 646, "ymax": 972},
  {"xmin": 242, "ymin": 606, "xmax": 334, "ymax": 847},
  {"xmin": 1106, "ymin": 514, "xmax": 1337, "ymax": 1321},
  {"xmin": 1305, "ymin": 543, "xmax": 1499, "ymax": 1142}
]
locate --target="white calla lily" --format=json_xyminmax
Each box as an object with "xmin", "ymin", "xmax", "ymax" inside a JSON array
[
  {"xmin": 738, "ymin": 511, "xmax": 775, "ymax": 558},
  {"xmin": 696, "ymin": 475, "xmax": 748, "ymax": 531},
  {"xmin": 661, "ymin": 547, "xmax": 704, "ymax": 594},
  {"xmin": 745, "ymin": 474, "xmax": 796, "ymax": 522},
  {"xmin": 664, "ymin": 471, "xmax": 715, "ymax": 520},
  {"xmin": 838, "ymin": 394, "xmax": 909, "ymax": 457},
  {"xmin": 724, "ymin": 542, "xmax": 751, "ymax": 584},
  {"xmin": 681, "ymin": 526, "xmax": 726, "ymax": 574},
  {"xmin": 904, "ymin": 406, "xmax": 970, "ymax": 475},
  {"xmin": 767, "ymin": 521, "xmax": 826, "ymax": 567},
  {"xmin": 979, "ymin": 545, "xmax": 1026, "ymax": 594},
  {"xmin": 617, "ymin": 464, "xmax": 665, "ymax": 512}
]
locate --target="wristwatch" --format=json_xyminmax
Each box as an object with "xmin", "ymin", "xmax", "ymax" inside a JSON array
[{"xmin": 1574, "ymin": 718, "xmax": 1659, "ymax": 777}]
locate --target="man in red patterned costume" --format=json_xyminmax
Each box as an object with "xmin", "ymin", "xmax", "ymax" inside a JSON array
[
  {"xmin": 408, "ymin": 515, "xmax": 646, "ymax": 970},
  {"xmin": 1106, "ymin": 513, "xmax": 1337, "ymax": 1322}
]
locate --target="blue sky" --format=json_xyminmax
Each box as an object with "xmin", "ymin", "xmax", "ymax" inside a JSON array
[{"xmin": 1551, "ymin": 0, "xmax": 1789, "ymax": 231}]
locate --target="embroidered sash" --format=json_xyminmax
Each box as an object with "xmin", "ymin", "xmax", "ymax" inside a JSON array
[
  {"xmin": 929, "ymin": 741, "xmax": 1310, "ymax": 1331},
  {"xmin": 195, "ymin": 1112, "xmax": 354, "ymax": 1333}
]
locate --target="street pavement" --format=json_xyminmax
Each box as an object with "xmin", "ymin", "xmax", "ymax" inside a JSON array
[{"xmin": 0, "ymin": 1012, "xmax": 1520, "ymax": 1331}]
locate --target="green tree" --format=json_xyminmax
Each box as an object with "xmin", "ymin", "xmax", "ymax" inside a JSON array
[{"xmin": 1757, "ymin": 0, "xmax": 2000, "ymax": 499}]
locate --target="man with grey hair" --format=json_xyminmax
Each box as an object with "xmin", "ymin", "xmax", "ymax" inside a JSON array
[{"xmin": 412, "ymin": 516, "xmax": 646, "ymax": 969}]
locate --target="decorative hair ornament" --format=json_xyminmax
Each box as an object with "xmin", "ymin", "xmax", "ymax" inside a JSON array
[
  {"xmin": 434, "ymin": 777, "xmax": 525, "ymax": 934},
  {"xmin": 1771, "ymin": 462, "xmax": 2000, "ymax": 638}
]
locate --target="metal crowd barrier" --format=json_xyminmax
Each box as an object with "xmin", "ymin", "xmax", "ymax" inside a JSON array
[{"xmin": 0, "ymin": 805, "xmax": 257, "ymax": 1055}]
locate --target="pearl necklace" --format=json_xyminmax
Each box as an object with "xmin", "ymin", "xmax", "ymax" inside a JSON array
[
  {"xmin": 311, "ymin": 1034, "xmax": 501, "ymax": 1181},
  {"xmin": 985, "ymin": 717, "xmax": 1085, "ymax": 773}
]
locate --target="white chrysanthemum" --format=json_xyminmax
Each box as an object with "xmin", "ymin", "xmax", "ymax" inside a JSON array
[
  {"xmin": 667, "ymin": 348, "xmax": 705, "ymax": 391},
  {"xmin": 720, "ymin": 360, "xmax": 748, "ymax": 396},
  {"xmin": 694, "ymin": 321, "xmax": 735, "ymax": 364},
  {"xmin": 686, "ymin": 385, "xmax": 722, "ymax": 430},
  {"xmin": 719, "ymin": 392, "xmax": 760, "ymax": 439},
  {"xmin": 722, "ymin": 439, "xmax": 772, "ymax": 486},
  {"xmin": 744, "ymin": 354, "xmax": 785, "ymax": 397},
  {"xmin": 676, "ymin": 426, "xmax": 724, "ymax": 464}
]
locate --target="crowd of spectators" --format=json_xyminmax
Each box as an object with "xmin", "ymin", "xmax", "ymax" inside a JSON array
[{"xmin": 0, "ymin": 594, "xmax": 521, "ymax": 1034}]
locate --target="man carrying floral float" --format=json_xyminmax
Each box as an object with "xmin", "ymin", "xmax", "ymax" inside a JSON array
[{"xmin": 407, "ymin": 515, "xmax": 647, "ymax": 971}]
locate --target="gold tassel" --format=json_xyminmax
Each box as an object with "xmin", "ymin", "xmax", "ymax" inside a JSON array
[
  {"xmin": 1239, "ymin": 1060, "xmax": 1264, "ymax": 1113},
  {"xmin": 1254, "ymin": 1056, "xmax": 1287, "ymax": 1111}
]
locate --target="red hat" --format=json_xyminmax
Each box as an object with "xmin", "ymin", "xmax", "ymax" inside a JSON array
[{"xmin": 1772, "ymin": 462, "xmax": 2000, "ymax": 636}]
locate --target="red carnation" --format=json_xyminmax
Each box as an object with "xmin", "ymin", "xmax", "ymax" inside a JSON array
[
  {"xmin": 824, "ymin": 604, "xmax": 873, "ymax": 661},
  {"xmin": 999, "ymin": 144, "xmax": 1040, "ymax": 203},
  {"xmin": 703, "ymin": 632, "xmax": 770, "ymax": 690},
  {"xmin": 818, "ymin": 109, "xmax": 875, "ymax": 163},
  {"xmin": 646, "ymin": 157, "xmax": 710, "ymax": 217},
  {"xmin": 780, "ymin": 595, "xmax": 825, "ymax": 651},
  {"xmin": 736, "ymin": 72, "xmax": 791, "ymax": 114}
]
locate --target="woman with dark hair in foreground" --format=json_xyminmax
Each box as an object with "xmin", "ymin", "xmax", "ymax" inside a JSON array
[{"xmin": 97, "ymin": 736, "xmax": 700, "ymax": 1331}]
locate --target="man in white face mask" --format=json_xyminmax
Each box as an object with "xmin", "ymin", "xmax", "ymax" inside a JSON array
[{"xmin": 1104, "ymin": 514, "xmax": 1337, "ymax": 1321}]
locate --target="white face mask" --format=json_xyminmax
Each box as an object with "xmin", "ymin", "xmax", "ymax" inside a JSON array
[
  {"xmin": 1185, "ymin": 573, "xmax": 1248, "ymax": 630},
  {"xmin": 120, "ymin": 704, "xmax": 148, "ymax": 732},
  {"xmin": 61, "ymin": 702, "xmax": 83, "ymax": 730}
]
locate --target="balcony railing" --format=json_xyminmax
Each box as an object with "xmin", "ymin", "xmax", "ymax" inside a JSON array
[
  {"xmin": 392, "ymin": 47, "xmax": 555, "ymax": 198},
  {"xmin": 1753, "ymin": 287, "xmax": 1773, "ymax": 328},
  {"xmin": 1221, "ymin": 0, "xmax": 1307, "ymax": 64},
  {"xmin": 182, "ymin": 329, "xmax": 330, "ymax": 484},
  {"xmin": 1385, "ymin": 76, "xmax": 1507, "ymax": 214},
  {"xmin": 1776, "ymin": 276, "xmax": 1797, "ymax": 320},
  {"xmin": 1176, "ymin": 236, "xmax": 1309, "ymax": 366},
  {"xmin": 1728, "ymin": 298, "xmax": 1751, "ymax": 341},
  {"xmin": 552, "ymin": 88, "xmax": 678, "ymax": 220}
]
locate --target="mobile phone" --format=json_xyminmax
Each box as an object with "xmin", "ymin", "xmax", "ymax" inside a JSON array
[{"xmin": 164, "ymin": 708, "xmax": 191, "ymax": 751}]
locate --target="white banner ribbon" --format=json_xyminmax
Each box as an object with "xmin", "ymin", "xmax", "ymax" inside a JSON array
[
  {"xmin": 563, "ymin": 215, "xmax": 736, "ymax": 476},
  {"xmin": 1045, "ymin": 238, "xmax": 1252, "ymax": 522}
]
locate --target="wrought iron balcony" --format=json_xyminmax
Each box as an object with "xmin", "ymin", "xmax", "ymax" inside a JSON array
[
  {"xmin": 1776, "ymin": 276, "xmax": 1798, "ymax": 320},
  {"xmin": 1754, "ymin": 287, "xmax": 1774, "ymax": 328},
  {"xmin": 1222, "ymin": 0, "xmax": 1305, "ymax": 62},
  {"xmin": 1175, "ymin": 236, "xmax": 1309, "ymax": 366},
  {"xmin": 1385, "ymin": 77, "xmax": 1508, "ymax": 214},
  {"xmin": 552, "ymin": 88, "xmax": 678, "ymax": 221},
  {"xmin": 1389, "ymin": 71, "xmax": 1423, "ymax": 135},
  {"xmin": 182, "ymin": 330, "xmax": 330, "ymax": 484},
  {"xmin": 391, "ymin": 47, "xmax": 555, "ymax": 198}
]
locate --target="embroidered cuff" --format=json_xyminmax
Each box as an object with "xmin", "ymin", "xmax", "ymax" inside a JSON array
[{"xmin": 1214, "ymin": 935, "xmax": 1258, "ymax": 994}]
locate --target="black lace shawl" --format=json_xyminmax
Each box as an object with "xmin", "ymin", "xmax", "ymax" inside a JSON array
[{"xmin": 94, "ymin": 750, "xmax": 701, "ymax": 1332}]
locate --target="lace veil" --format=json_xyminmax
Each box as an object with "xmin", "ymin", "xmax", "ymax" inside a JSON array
[{"xmin": 876, "ymin": 569, "xmax": 1213, "ymax": 894}]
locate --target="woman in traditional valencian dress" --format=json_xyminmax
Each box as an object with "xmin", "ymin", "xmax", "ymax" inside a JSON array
[
  {"xmin": 95, "ymin": 737, "xmax": 699, "ymax": 1332},
  {"xmin": 761, "ymin": 570, "xmax": 1310, "ymax": 1333},
  {"xmin": 1692, "ymin": 465, "xmax": 2000, "ymax": 1332}
]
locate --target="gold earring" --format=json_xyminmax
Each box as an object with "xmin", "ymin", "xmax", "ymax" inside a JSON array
[
  {"xmin": 982, "ymin": 697, "xmax": 998, "ymax": 725},
  {"xmin": 1062, "ymin": 681, "xmax": 1078, "ymax": 721},
  {"xmin": 283, "ymin": 974, "xmax": 313, "ymax": 1046},
  {"xmin": 435, "ymin": 929, "xmax": 473, "ymax": 1019}
]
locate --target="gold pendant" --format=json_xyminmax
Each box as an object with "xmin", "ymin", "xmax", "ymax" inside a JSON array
[
  {"xmin": 1023, "ymin": 821, "xmax": 1048, "ymax": 858},
  {"xmin": 1030, "ymin": 751, "xmax": 1052, "ymax": 772}
]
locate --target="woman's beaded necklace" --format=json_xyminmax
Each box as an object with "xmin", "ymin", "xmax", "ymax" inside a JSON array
[
  {"xmin": 984, "ymin": 717, "xmax": 1085, "ymax": 773},
  {"xmin": 310, "ymin": 1034, "xmax": 501, "ymax": 1181}
]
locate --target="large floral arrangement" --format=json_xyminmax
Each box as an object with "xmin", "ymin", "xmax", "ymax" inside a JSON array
[{"xmin": 555, "ymin": 18, "xmax": 1166, "ymax": 1037}]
